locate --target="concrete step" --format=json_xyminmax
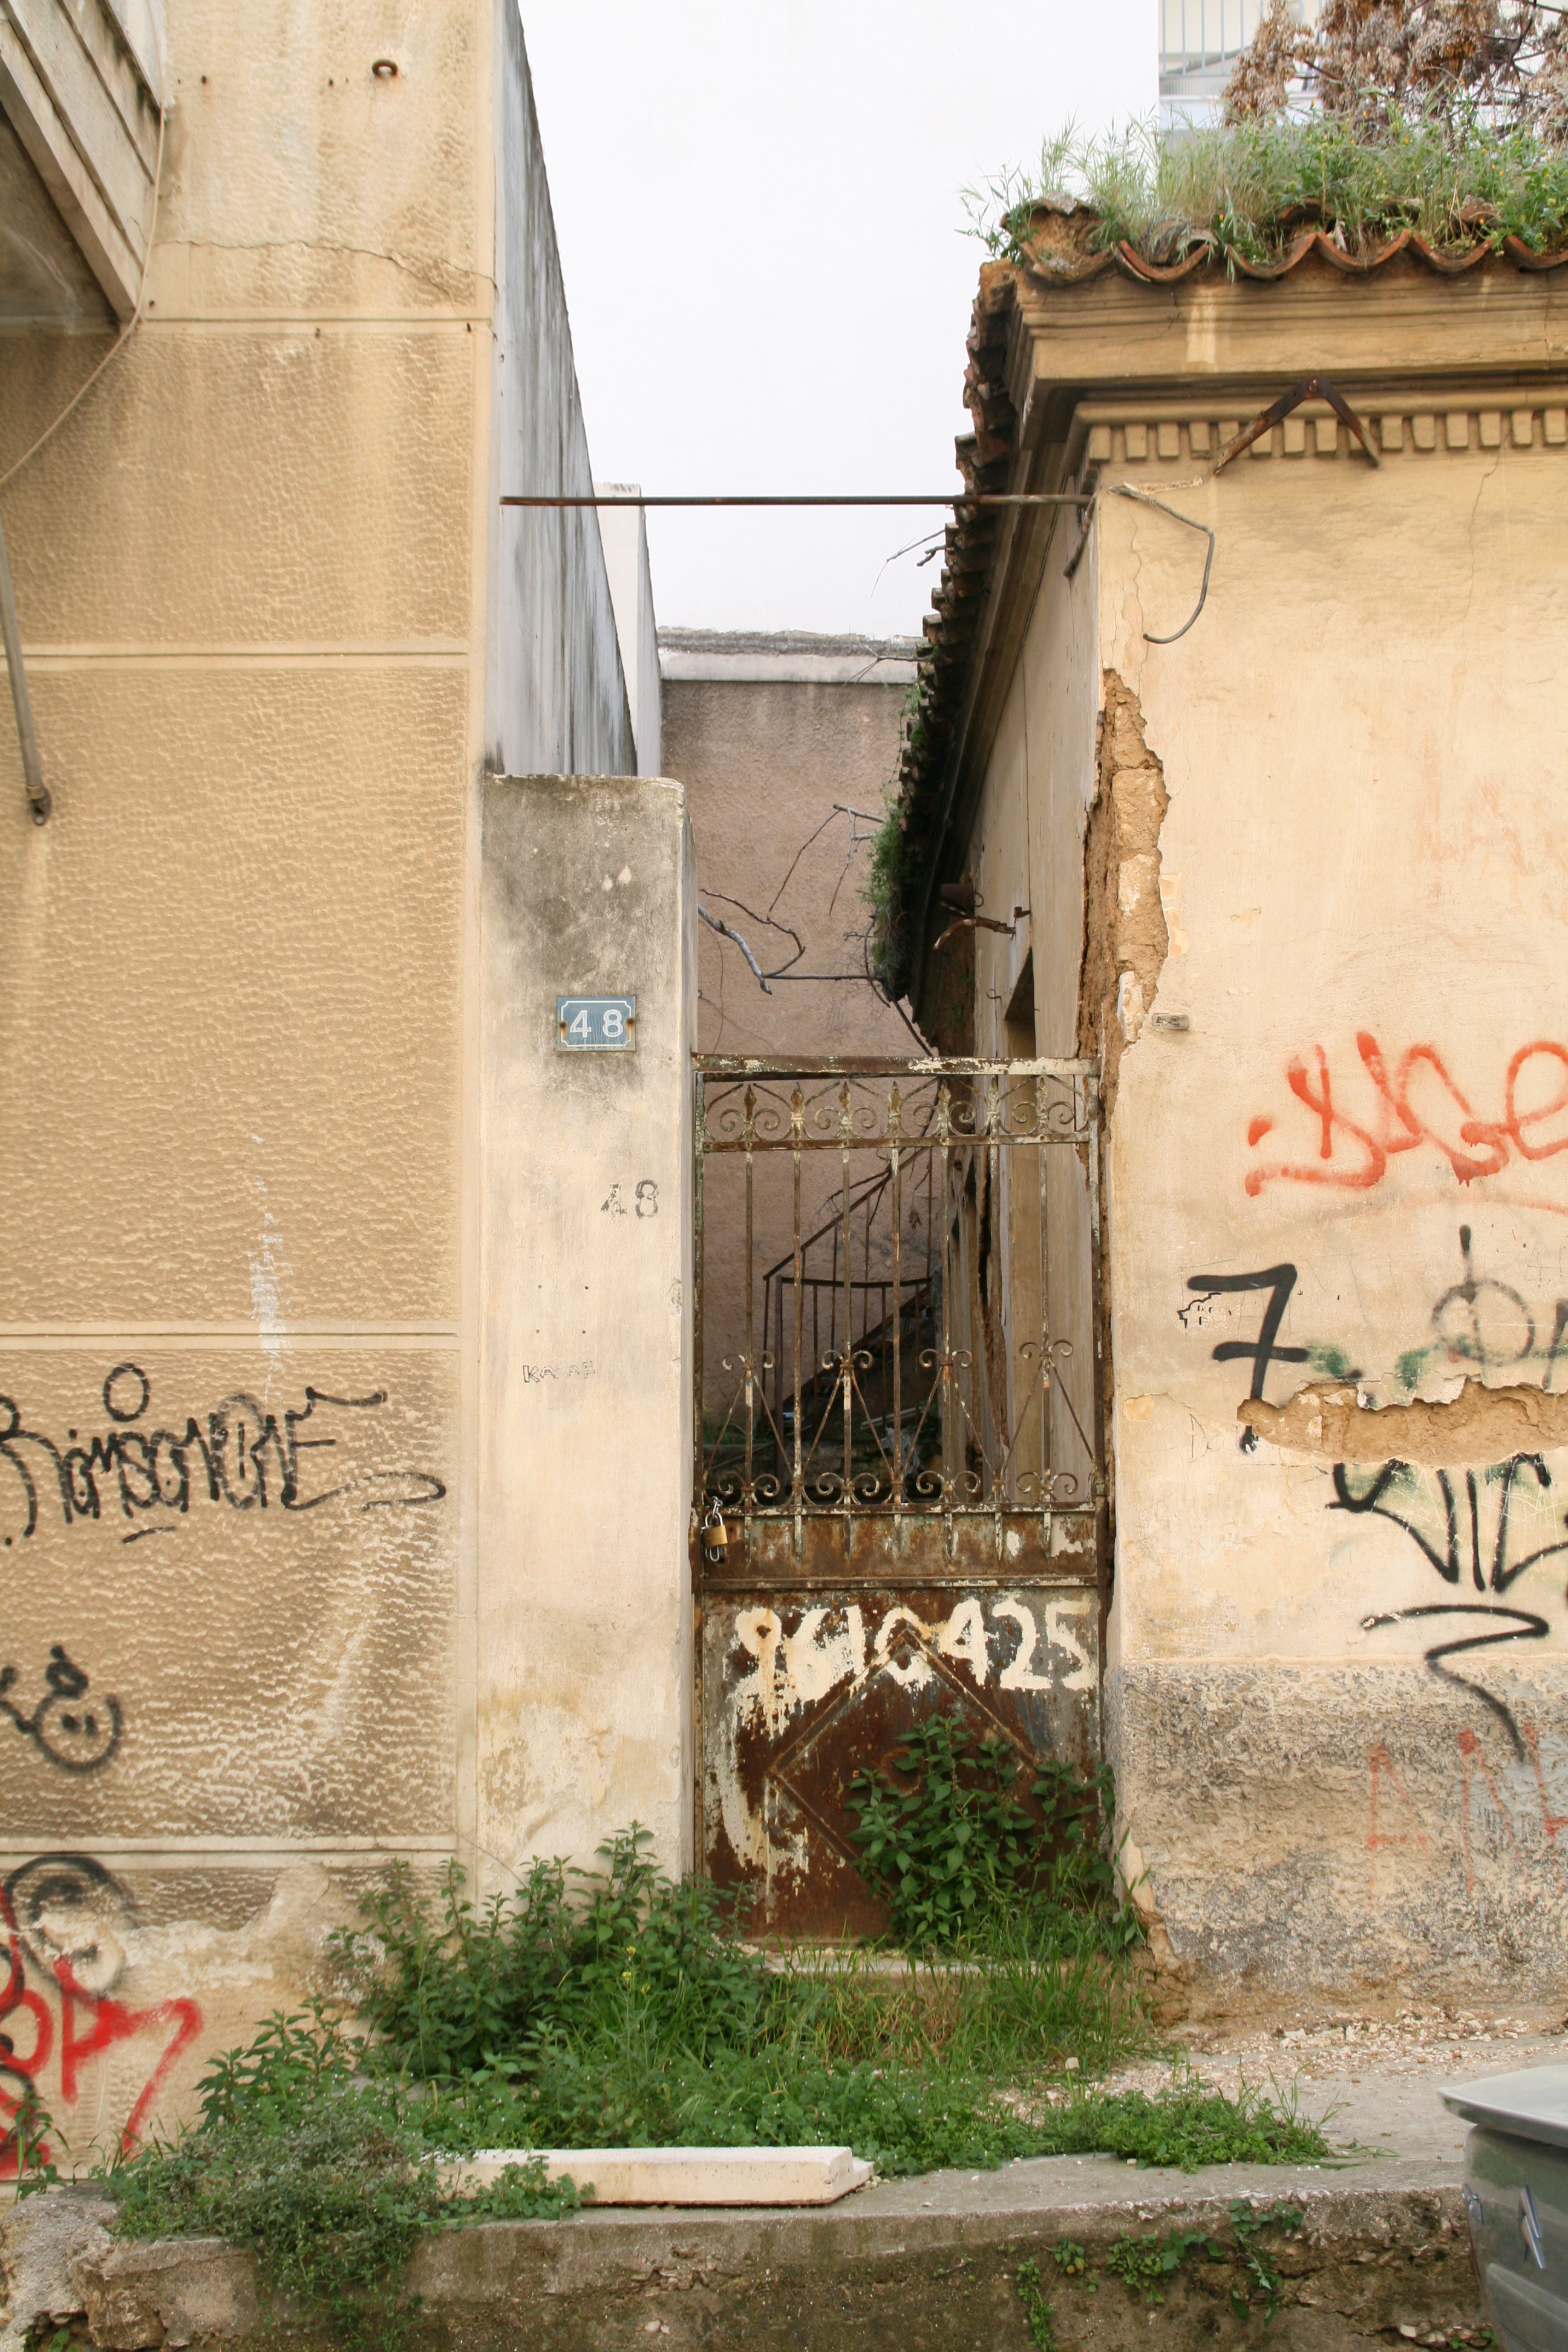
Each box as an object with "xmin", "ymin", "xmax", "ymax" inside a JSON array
[{"xmin": 10, "ymin": 2154, "xmax": 1483, "ymax": 2352}]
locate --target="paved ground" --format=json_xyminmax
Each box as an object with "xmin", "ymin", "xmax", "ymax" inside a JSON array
[{"xmin": 1097, "ymin": 2007, "xmax": 1568, "ymax": 2167}]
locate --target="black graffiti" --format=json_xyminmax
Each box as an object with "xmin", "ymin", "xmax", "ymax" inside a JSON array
[
  {"xmin": 0, "ymin": 1365, "xmax": 445, "ymax": 1544},
  {"xmin": 1361, "ymin": 1602, "xmax": 1550, "ymax": 1759},
  {"xmin": 1331, "ymin": 1452, "xmax": 1568, "ymax": 1593},
  {"xmin": 1183, "ymin": 1263, "xmax": 1308, "ymax": 1450},
  {"xmin": 0, "ymin": 1647, "xmax": 122, "ymax": 1773},
  {"xmin": 1337, "ymin": 1455, "xmax": 1568, "ymax": 1756}
]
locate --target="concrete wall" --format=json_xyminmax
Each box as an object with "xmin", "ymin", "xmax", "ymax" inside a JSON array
[
  {"xmin": 0, "ymin": 0, "xmax": 643, "ymax": 2155},
  {"xmin": 485, "ymin": 2, "xmax": 634, "ymax": 775},
  {"xmin": 478, "ymin": 775, "xmax": 694, "ymax": 1879},
  {"xmin": 939, "ymin": 266, "xmax": 1568, "ymax": 2004}
]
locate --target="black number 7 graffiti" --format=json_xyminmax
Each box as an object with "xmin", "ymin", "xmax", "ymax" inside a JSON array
[{"xmin": 1184, "ymin": 1265, "xmax": 1305, "ymax": 1447}]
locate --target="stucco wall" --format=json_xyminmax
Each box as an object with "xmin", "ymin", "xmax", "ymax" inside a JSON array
[
  {"xmin": 0, "ymin": 0, "xmax": 638, "ymax": 2155},
  {"xmin": 956, "ymin": 348, "xmax": 1568, "ymax": 2001},
  {"xmin": 477, "ymin": 774, "xmax": 694, "ymax": 1883},
  {"xmin": 1096, "ymin": 393, "xmax": 1568, "ymax": 2000}
]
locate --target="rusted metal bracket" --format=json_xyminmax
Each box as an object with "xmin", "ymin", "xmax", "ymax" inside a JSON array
[
  {"xmin": 933, "ymin": 906, "xmax": 1030, "ymax": 954},
  {"xmin": 1212, "ymin": 374, "xmax": 1380, "ymax": 474},
  {"xmin": 0, "ymin": 511, "xmax": 48, "ymax": 823}
]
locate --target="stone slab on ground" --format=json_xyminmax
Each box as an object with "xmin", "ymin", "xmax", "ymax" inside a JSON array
[{"xmin": 454, "ymin": 2146, "xmax": 874, "ymax": 2204}]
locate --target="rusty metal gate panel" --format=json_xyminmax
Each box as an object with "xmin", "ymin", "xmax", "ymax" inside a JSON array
[{"xmin": 692, "ymin": 1057, "xmax": 1106, "ymax": 1938}]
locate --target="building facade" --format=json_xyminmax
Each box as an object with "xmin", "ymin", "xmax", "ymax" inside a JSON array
[
  {"xmin": 887, "ymin": 230, "xmax": 1568, "ymax": 2004},
  {"xmin": 0, "ymin": 0, "xmax": 678, "ymax": 2157}
]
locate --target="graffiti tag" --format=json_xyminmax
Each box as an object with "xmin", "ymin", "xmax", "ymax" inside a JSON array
[
  {"xmin": 0, "ymin": 1647, "xmax": 121, "ymax": 1773},
  {"xmin": 0, "ymin": 1364, "xmax": 445, "ymax": 1546},
  {"xmin": 1246, "ymin": 1035, "xmax": 1568, "ymax": 1197},
  {"xmin": 0, "ymin": 1855, "xmax": 202, "ymax": 2172}
]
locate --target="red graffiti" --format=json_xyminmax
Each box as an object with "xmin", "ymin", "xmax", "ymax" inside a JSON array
[
  {"xmin": 1367, "ymin": 1740, "xmax": 1429, "ymax": 1855},
  {"xmin": 1247, "ymin": 1037, "xmax": 1568, "ymax": 1197},
  {"xmin": 0, "ymin": 1867, "xmax": 202, "ymax": 2173}
]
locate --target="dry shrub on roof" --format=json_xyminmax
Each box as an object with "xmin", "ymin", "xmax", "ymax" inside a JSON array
[{"xmin": 1227, "ymin": 1, "xmax": 1568, "ymax": 145}]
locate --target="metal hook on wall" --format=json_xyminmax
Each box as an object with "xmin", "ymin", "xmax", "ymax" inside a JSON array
[{"xmin": 1111, "ymin": 485, "xmax": 1215, "ymax": 646}]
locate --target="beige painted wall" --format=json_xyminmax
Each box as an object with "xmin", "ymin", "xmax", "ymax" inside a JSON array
[
  {"xmin": 941, "ymin": 262, "xmax": 1568, "ymax": 1999},
  {"xmin": 0, "ymin": 1, "xmax": 642, "ymax": 2155}
]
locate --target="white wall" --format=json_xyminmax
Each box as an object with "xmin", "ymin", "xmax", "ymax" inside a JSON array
[
  {"xmin": 596, "ymin": 484, "xmax": 661, "ymax": 777},
  {"xmin": 484, "ymin": 3, "xmax": 635, "ymax": 777}
]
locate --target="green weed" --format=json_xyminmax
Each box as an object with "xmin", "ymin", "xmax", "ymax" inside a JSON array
[
  {"xmin": 1015, "ymin": 2256, "xmax": 1057, "ymax": 2350},
  {"xmin": 100, "ymin": 1829, "xmax": 1329, "ymax": 2344},
  {"xmin": 965, "ymin": 109, "xmax": 1568, "ymax": 271},
  {"xmin": 105, "ymin": 2007, "xmax": 580, "ymax": 2348},
  {"xmin": 1034, "ymin": 2071, "xmax": 1328, "ymax": 2172},
  {"xmin": 844, "ymin": 1717, "xmax": 1138, "ymax": 1957}
]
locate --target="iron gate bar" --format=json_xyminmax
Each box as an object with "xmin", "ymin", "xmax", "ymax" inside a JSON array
[{"xmin": 693, "ymin": 1055, "xmax": 1103, "ymax": 1581}]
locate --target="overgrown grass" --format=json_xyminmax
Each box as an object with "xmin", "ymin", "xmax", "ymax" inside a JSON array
[
  {"xmin": 965, "ymin": 108, "xmax": 1568, "ymax": 269},
  {"xmin": 106, "ymin": 2010, "xmax": 580, "ymax": 2348},
  {"xmin": 330, "ymin": 1827, "xmax": 1146, "ymax": 2172},
  {"xmin": 88, "ymin": 1807, "xmax": 1332, "ymax": 2344}
]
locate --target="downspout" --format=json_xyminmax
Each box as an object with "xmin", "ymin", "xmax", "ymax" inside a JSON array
[{"xmin": 0, "ymin": 512, "xmax": 49, "ymax": 823}]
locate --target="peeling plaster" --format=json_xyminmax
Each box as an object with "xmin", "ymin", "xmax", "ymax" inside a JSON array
[
  {"xmin": 1077, "ymin": 671, "xmax": 1171, "ymax": 1119},
  {"xmin": 1244, "ymin": 1375, "xmax": 1568, "ymax": 1466}
]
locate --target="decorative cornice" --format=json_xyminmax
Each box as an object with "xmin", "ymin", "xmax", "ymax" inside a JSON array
[{"xmin": 885, "ymin": 254, "xmax": 1568, "ymax": 1018}]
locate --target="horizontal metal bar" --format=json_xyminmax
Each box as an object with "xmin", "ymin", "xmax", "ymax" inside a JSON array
[
  {"xmin": 697, "ymin": 1573, "xmax": 1097, "ymax": 1595},
  {"xmin": 702, "ymin": 1134, "xmax": 1090, "ymax": 1154},
  {"xmin": 501, "ymin": 492, "xmax": 1090, "ymax": 510},
  {"xmin": 694, "ymin": 1055, "xmax": 1098, "ymax": 1077}
]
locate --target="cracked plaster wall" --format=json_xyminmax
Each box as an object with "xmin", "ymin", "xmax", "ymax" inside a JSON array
[
  {"xmin": 962, "ymin": 405, "xmax": 1568, "ymax": 2000},
  {"xmin": 0, "ymin": 1, "xmax": 638, "ymax": 2154}
]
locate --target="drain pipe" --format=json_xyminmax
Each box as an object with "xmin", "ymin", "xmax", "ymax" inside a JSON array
[{"xmin": 0, "ymin": 511, "xmax": 49, "ymax": 824}]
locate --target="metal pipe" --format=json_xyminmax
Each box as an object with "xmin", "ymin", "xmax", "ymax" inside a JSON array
[
  {"xmin": 500, "ymin": 492, "xmax": 1091, "ymax": 509},
  {"xmin": 0, "ymin": 511, "xmax": 48, "ymax": 823}
]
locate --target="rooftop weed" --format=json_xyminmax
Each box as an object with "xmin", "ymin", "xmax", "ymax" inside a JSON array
[{"xmin": 965, "ymin": 108, "xmax": 1568, "ymax": 268}]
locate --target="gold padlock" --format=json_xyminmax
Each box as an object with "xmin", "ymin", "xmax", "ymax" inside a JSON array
[{"xmin": 702, "ymin": 1500, "xmax": 729, "ymax": 1559}]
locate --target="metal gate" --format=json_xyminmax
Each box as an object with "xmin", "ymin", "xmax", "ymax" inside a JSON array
[{"xmin": 692, "ymin": 1056, "xmax": 1106, "ymax": 1937}]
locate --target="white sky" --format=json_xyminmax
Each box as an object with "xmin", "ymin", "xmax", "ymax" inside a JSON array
[{"xmin": 521, "ymin": 2, "xmax": 1157, "ymax": 641}]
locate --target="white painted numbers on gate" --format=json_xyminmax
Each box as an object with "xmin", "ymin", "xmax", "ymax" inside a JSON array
[{"xmin": 728, "ymin": 1591, "xmax": 1094, "ymax": 1729}]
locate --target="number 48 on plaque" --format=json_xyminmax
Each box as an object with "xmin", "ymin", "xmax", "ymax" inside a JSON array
[{"xmin": 557, "ymin": 995, "xmax": 636, "ymax": 1052}]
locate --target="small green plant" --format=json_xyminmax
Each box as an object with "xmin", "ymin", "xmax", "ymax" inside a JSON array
[
  {"xmin": 7, "ymin": 2082, "xmax": 60, "ymax": 2199},
  {"xmin": 846, "ymin": 1716, "xmax": 1040, "ymax": 1949},
  {"xmin": 1036, "ymin": 2072, "xmax": 1328, "ymax": 2172},
  {"xmin": 1229, "ymin": 2200, "xmax": 1305, "ymax": 2325},
  {"xmin": 106, "ymin": 2006, "xmax": 580, "ymax": 2347},
  {"xmin": 109, "ymin": 2009, "xmax": 443, "ymax": 2347},
  {"xmin": 862, "ymin": 788, "xmax": 909, "ymax": 993},
  {"xmin": 843, "ymin": 1717, "xmax": 1135, "ymax": 1956},
  {"xmin": 1014, "ymin": 2256, "xmax": 1056, "ymax": 2350},
  {"xmin": 1052, "ymin": 2236, "xmax": 1086, "ymax": 2276},
  {"xmin": 1106, "ymin": 2224, "xmax": 1218, "ymax": 2305},
  {"xmin": 456, "ymin": 2156, "xmax": 583, "ymax": 2223}
]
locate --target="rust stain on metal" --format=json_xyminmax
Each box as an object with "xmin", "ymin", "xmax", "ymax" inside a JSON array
[
  {"xmin": 691, "ymin": 1056, "xmax": 1106, "ymax": 1933},
  {"xmin": 702, "ymin": 1582, "xmax": 1100, "ymax": 1938}
]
